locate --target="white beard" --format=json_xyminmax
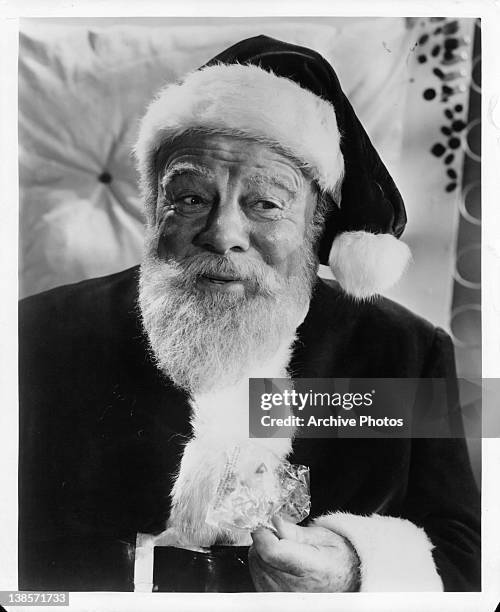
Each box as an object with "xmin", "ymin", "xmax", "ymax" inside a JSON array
[
  {"xmin": 138, "ymin": 242, "xmax": 316, "ymax": 395},
  {"xmin": 138, "ymin": 232, "xmax": 318, "ymax": 548}
]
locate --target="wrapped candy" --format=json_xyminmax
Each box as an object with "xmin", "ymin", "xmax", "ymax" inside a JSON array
[{"xmin": 205, "ymin": 445, "xmax": 310, "ymax": 532}]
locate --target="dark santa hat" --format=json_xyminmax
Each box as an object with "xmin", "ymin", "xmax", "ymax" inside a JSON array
[{"xmin": 135, "ymin": 35, "xmax": 411, "ymax": 299}]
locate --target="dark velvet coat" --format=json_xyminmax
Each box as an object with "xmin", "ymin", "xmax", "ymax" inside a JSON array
[{"xmin": 18, "ymin": 266, "xmax": 480, "ymax": 591}]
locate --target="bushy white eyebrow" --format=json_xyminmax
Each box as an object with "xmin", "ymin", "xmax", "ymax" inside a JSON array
[
  {"xmin": 245, "ymin": 174, "xmax": 298, "ymax": 198},
  {"xmin": 160, "ymin": 162, "xmax": 214, "ymax": 191},
  {"xmin": 160, "ymin": 163, "xmax": 299, "ymax": 199}
]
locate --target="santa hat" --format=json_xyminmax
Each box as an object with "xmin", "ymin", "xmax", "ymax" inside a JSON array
[{"xmin": 134, "ymin": 35, "xmax": 411, "ymax": 300}]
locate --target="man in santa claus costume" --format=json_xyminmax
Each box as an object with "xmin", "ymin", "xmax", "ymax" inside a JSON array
[{"xmin": 19, "ymin": 35, "xmax": 480, "ymax": 592}]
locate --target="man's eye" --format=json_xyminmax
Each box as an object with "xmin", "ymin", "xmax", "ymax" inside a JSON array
[
  {"xmin": 252, "ymin": 200, "xmax": 283, "ymax": 212},
  {"xmin": 178, "ymin": 195, "xmax": 206, "ymax": 207},
  {"xmin": 250, "ymin": 200, "xmax": 283, "ymax": 219},
  {"xmin": 257, "ymin": 200, "xmax": 280, "ymax": 210}
]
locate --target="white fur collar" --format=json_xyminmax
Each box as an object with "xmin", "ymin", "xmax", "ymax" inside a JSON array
[{"xmin": 155, "ymin": 335, "xmax": 298, "ymax": 549}]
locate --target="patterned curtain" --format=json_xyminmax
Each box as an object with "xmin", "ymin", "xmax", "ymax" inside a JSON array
[{"xmin": 450, "ymin": 20, "xmax": 481, "ymax": 483}]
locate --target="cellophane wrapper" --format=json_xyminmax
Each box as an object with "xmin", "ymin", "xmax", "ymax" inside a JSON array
[{"xmin": 205, "ymin": 445, "xmax": 311, "ymax": 532}]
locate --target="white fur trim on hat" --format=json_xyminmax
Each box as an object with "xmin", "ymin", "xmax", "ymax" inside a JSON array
[
  {"xmin": 328, "ymin": 230, "xmax": 412, "ymax": 300},
  {"xmin": 134, "ymin": 63, "xmax": 344, "ymax": 218},
  {"xmin": 314, "ymin": 512, "xmax": 443, "ymax": 592}
]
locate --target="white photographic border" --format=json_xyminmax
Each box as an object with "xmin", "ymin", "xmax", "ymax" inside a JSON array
[{"xmin": 1, "ymin": 1, "xmax": 499, "ymax": 611}]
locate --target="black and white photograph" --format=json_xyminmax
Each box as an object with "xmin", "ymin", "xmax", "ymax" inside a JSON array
[{"xmin": 1, "ymin": 3, "xmax": 500, "ymax": 610}]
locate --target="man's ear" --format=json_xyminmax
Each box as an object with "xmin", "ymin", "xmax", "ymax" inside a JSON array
[
  {"xmin": 316, "ymin": 188, "xmax": 336, "ymax": 221},
  {"xmin": 154, "ymin": 141, "xmax": 172, "ymax": 179},
  {"xmin": 311, "ymin": 188, "xmax": 338, "ymax": 249},
  {"xmin": 147, "ymin": 145, "xmax": 171, "ymax": 227}
]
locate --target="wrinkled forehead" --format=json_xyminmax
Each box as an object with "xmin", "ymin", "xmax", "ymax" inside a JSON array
[{"xmin": 155, "ymin": 132, "xmax": 315, "ymax": 193}]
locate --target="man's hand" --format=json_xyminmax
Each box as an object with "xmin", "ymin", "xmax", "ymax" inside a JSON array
[{"xmin": 248, "ymin": 516, "xmax": 360, "ymax": 592}]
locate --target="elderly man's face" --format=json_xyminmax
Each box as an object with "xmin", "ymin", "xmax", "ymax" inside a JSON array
[
  {"xmin": 153, "ymin": 133, "xmax": 318, "ymax": 294},
  {"xmin": 140, "ymin": 133, "xmax": 320, "ymax": 393}
]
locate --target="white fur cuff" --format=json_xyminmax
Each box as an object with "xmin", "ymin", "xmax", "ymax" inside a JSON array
[{"xmin": 313, "ymin": 512, "xmax": 443, "ymax": 592}]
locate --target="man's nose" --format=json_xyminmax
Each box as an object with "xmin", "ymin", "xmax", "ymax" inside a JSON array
[{"xmin": 194, "ymin": 199, "xmax": 250, "ymax": 254}]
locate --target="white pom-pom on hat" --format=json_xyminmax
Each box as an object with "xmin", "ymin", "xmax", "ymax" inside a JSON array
[{"xmin": 328, "ymin": 231, "xmax": 412, "ymax": 300}]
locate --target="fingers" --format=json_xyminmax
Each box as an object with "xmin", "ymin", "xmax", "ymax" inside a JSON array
[
  {"xmin": 272, "ymin": 515, "xmax": 345, "ymax": 548},
  {"xmin": 249, "ymin": 519, "xmax": 359, "ymax": 592},
  {"xmin": 271, "ymin": 515, "xmax": 304, "ymax": 541},
  {"xmin": 251, "ymin": 527, "xmax": 279, "ymax": 552},
  {"xmin": 248, "ymin": 546, "xmax": 286, "ymax": 591},
  {"xmin": 251, "ymin": 527, "xmax": 314, "ymax": 575}
]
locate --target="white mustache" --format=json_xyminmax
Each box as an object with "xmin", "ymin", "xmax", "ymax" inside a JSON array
[{"xmin": 168, "ymin": 253, "xmax": 281, "ymax": 293}]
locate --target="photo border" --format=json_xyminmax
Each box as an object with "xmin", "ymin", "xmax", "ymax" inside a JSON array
[{"xmin": 1, "ymin": 1, "xmax": 499, "ymax": 610}]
